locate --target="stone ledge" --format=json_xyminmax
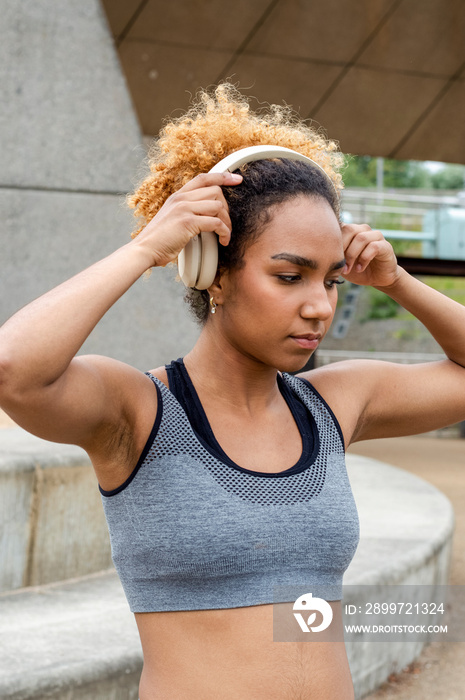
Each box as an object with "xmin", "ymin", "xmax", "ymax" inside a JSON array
[
  {"xmin": 345, "ymin": 455, "xmax": 454, "ymax": 698},
  {"xmin": 346, "ymin": 455, "xmax": 454, "ymax": 586},
  {"xmin": 0, "ymin": 570, "xmax": 142, "ymax": 700},
  {"xmin": 0, "ymin": 428, "xmax": 112, "ymax": 592}
]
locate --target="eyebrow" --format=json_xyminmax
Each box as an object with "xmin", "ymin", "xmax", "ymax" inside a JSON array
[{"xmin": 270, "ymin": 253, "xmax": 346, "ymax": 271}]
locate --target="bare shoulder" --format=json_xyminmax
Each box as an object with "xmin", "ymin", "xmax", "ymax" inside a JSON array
[
  {"xmin": 297, "ymin": 359, "xmax": 388, "ymax": 446},
  {"xmin": 298, "ymin": 358, "xmax": 378, "ymax": 399},
  {"xmin": 300, "ymin": 356, "xmax": 465, "ymax": 444}
]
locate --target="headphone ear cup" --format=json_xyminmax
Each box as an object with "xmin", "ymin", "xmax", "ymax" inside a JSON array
[
  {"xmin": 178, "ymin": 235, "xmax": 202, "ymax": 288},
  {"xmin": 195, "ymin": 232, "xmax": 219, "ymax": 290}
]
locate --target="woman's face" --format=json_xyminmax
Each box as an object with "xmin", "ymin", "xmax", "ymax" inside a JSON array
[{"xmin": 216, "ymin": 195, "xmax": 345, "ymax": 372}]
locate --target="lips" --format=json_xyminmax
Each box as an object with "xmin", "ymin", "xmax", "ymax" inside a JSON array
[{"xmin": 290, "ymin": 334, "xmax": 322, "ymax": 349}]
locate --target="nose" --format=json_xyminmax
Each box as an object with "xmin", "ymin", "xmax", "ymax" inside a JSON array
[{"xmin": 300, "ymin": 284, "xmax": 335, "ymax": 321}]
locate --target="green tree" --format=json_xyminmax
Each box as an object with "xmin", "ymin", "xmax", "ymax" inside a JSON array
[
  {"xmin": 343, "ymin": 155, "xmax": 377, "ymax": 187},
  {"xmin": 343, "ymin": 155, "xmax": 432, "ymax": 189},
  {"xmin": 383, "ymin": 159, "xmax": 430, "ymax": 188},
  {"xmin": 344, "ymin": 156, "xmax": 465, "ymax": 191},
  {"xmin": 431, "ymin": 165, "xmax": 465, "ymax": 190}
]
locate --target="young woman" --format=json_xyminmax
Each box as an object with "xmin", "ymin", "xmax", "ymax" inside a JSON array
[{"xmin": 1, "ymin": 84, "xmax": 464, "ymax": 700}]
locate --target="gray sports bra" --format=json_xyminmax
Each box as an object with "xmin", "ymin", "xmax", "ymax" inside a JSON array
[{"xmin": 99, "ymin": 362, "xmax": 360, "ymax": 612}]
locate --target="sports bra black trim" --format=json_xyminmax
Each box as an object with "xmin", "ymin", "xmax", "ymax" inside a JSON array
[
  {"xmin": 165, "ymin": 357, "xmax": 320, "ymax": 477},
  {"xmin": 99, "ymin": 362, "xmax": 344, "ymax": 497}
]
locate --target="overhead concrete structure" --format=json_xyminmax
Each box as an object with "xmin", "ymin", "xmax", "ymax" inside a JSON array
[{"xmin": 102, "ymin": 0, "xmax": 465, "ymax": 164}]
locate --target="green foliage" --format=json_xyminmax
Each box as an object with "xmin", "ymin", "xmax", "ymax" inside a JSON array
[
  {"xmin": 343, "ymin": 155, "xmax": 377, "ymax": 187},
  {"xmin": 343, "ymin": 155, "xmax": 465, "ymax": 191},
  {"xmin": 361, "ymin": 287, "xmax": 400, "ymax": 321},
  {"xmin": 384, "ymin": 160, "xmax": 430, "ymax": 189},
  {"xmin": 359, "ymin": 277, "xmax": 465, "ymax": 325},
  {"xmin": 431, "ymin": 165, "xmax": 465, "ymax": 190},
  {"xmin": 389, "ymin": 240, "xmax": 423, "ymax": 257}
]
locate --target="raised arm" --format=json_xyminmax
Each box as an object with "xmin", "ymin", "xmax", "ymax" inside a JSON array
[
  {"xmin": 0, "ymin": 172, "xmax": 242, "ymax": 452},
  {"xmin": 307, "ymin": 224, "xmax": 465, "ymax": 445}
]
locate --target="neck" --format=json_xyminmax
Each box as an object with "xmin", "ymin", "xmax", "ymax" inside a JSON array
[{"xmin": 183, "ymin": 323, "xmax": 282, "ymax": 416}]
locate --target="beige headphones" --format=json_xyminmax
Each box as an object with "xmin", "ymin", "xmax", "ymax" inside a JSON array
[{"xmin": 177, "ymin": 145, "xmax": 337, "ymax": 290}]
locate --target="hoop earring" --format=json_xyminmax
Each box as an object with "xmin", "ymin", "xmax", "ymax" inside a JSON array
[{"xmin": 209, "ymin": 297, "xmax": 217, "ymax": 314}]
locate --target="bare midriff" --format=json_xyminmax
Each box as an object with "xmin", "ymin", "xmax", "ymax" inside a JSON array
[{"xmin": 136, "ymin": 601, "xmax": 354, "ymax": 700}]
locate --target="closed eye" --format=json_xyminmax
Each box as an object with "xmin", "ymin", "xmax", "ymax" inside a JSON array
[
  {"xmin": 276, "ymin": 274, "xmax": 302, "ymax": 283},
  {"xmin": 325, "ymin": 278, "xmax": 345, "ymax": 289}
]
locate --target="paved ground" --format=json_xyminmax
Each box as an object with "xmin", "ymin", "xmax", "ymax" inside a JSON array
[{"xmin": 349, "ymin": 435, "xmax": 465, "ymax": 700}]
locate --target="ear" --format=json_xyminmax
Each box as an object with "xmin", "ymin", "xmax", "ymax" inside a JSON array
[{"xmin": 207, "ymin": 266, "xmax": 229, "ymax": 306}]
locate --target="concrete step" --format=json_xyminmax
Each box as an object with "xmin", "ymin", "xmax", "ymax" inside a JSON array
[
  {"xmin": 0, "ymin": 455, "xmax": 455, "ymax": 699},
  {"xmin": 0, "ymin": 428, "xmax": 112, "ymax": 592},
  {"xmin": 0, "ymin": 570, "xmax": 142, "ymax": 700}
]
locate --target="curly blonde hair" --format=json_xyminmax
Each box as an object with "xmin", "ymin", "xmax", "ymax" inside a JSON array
[{"xmin": 127, "ymin": 83, "xmax": 344, "ymax": 236}]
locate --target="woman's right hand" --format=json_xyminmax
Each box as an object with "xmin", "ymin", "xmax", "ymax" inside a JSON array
[{"xmin": 133, "ymin": 172, "xmax": 243, "ymax": 268}]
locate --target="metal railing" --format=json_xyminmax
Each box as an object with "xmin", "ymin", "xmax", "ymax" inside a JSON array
[{"xmin": 341, "ymin": 189, "xmax": 465, "ymax": 261}]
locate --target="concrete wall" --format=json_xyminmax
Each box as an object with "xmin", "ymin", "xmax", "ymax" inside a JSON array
[
  {"xmin": 0, "ymin": 429, "xmax": 111, "ymax": 591},
  {"xmin": 0, "ymin": 0, "xmax": 199, "ymax": 372}
]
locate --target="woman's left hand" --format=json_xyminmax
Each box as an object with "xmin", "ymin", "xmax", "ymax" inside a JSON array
[{"xmin": 340, "ymin": 223, "xmax": 401, "ymax": 288}]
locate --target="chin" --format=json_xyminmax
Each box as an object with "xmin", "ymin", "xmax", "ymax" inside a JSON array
[{"xmin": 276, "ymin": 354, "xmax": 314, "ymax": 374}]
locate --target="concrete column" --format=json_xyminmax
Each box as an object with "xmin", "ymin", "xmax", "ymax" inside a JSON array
[{"xmin": 0, "ymin": 0, "xmax": 199, "ymax": 371}]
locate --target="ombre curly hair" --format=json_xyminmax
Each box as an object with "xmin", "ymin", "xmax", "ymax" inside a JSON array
[{"xmin": 127, "ymin": 83, "xmax": 345, "ymax": 324}]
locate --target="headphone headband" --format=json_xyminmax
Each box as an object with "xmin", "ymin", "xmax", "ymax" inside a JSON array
[{"xmin": 209, "ymin": 145, "xmax": 339, "ymax": 199}]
